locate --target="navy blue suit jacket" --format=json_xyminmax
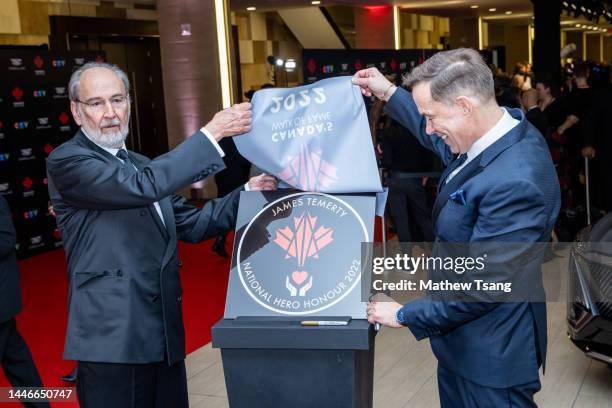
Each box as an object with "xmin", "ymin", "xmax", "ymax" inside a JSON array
[{"xmin": 385, "ymin": 88, "xmax": 560, "ymax": 388}]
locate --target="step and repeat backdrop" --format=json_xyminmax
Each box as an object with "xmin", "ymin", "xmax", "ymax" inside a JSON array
[
  {"xmin": 0, "ymin": 50, "xmax": 105, "ymax": 258},
  {"xmin": 302, "ymin": 49, "xmax": 440, "ymax": 85}
]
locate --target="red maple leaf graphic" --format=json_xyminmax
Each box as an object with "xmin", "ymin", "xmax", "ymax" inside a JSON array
[
  {"xmin": 354, "ymin": 59, "xmax": 362, "ymax": 71},
  {"xmin": 307, "ymin": 58, "xmax": 317, "ymax": 75},
  {"xmin": 34, "ymin": 55, "xmax": 44, "ymax": 69},
  {"xmin": 59, "ymin": 112, "xmax": 70, "ymax": 125},
  {"xmin": 21, "ymin": 177, "xmax": 33, "ymax": 190},
  {"xmin": 44, "ymin": 143, "xmax": 54, "ymax": 155},
  {"xmin": 12, "ymin": 87, "xmax": 23, "ymax": 101},
  {"xmin": 274, "ymin": 211, "xmax": 334, "ymax": 286},
  {"xmin": 390, "ymin": 58, "xmax": 397, "ymax": 71},
  {"xmin": 278, "ymin": 145, "xmax": 339, "ymax": 192}
]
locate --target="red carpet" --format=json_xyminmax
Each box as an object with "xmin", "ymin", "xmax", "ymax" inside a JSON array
[{"xmin": 0, "ymin": 236, "xmax": 232, "ymax": 407}]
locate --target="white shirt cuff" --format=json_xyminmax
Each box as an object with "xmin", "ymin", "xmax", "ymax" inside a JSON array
[
  {"xmin": 244, "ymin": 182, "xmax": 250, "ymax": 191},
  {"xmin": 199, "ymin": 127, "xmax": 225, "ymax": 158}
]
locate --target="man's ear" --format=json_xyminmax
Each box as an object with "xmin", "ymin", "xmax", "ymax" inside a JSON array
[
  {"xmin": 70, "ymin": 101, "xmax": 82, "ymax": 126},
  {"xmin": 455, "ymin": 95, "xmax": 474, "ymax": 116}
]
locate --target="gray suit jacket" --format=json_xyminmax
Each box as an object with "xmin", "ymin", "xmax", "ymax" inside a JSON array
[
  {"xmin": 47, "ymin": 129, "xmax": 241, "ymax": 364},
  {"xmin": 0, "ymin": 196, "xmax": 22, "ymax": 323}
]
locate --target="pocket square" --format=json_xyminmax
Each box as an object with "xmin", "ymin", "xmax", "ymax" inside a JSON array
[{"xmin": 449, "ymin": 189, "xmax": 467, "ymax": 206}]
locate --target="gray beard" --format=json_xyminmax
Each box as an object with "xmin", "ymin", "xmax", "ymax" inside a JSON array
[{"xmin": 84, "ymin": 123, "xmax": 129, "ymax": 149}]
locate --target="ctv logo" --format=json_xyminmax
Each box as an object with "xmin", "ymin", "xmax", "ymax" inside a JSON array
[
  {"xmin": 0, "ymin": 153, "xmax": 10, "ymax": 161},
  {"xmin": 52, "ymin": 59, "xmax": 66, "ymax": 68},
  {"xmin": 33, "ymin": 90, "xmax": 47, "ymax": 98},
  {"xmin": 14, "ymin": 121, "xmax": 28, "ymax": 130},
  {"xmin": 23, "ymin": 210, "xmax": 39, "ymax": 220},
  {"xmin": 322, "ymin": 65, "xmax": 334, "ymax": 74}
]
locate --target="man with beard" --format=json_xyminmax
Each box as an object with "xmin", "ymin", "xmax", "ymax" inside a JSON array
[{"xmin": 46, "ymin": 62, "xmax": 277, "ymax": 407}]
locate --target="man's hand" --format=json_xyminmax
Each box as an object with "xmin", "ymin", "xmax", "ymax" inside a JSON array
[
  {"xmin": 352, "ymin": 68, "xmax": 396, "ymax": 101},
  {"xmin": 366, "ymin": 294, "xmax": 403, "ymax": 328},
  {"xmin": 582, "ymin": 146, "xmax": 596, "ymax": 159},
  {"xmin": 204, "ymin": 102, "xmax": 252, "ymax": 141},
  {"xmin": 248, "ymin": 174, "xmax": 278, "ymax": 191}
]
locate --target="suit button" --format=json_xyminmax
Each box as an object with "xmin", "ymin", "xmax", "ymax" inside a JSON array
[
  {"xmin": 140, "ymin": 210, "xmax": 147, "ymax": 216},
  {"xmin": 178, "ymin": 260, "xmax": 183, "ymax": 268}
]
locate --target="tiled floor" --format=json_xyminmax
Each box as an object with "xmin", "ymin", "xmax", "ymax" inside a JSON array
[{"xmin": 186, "ymin": 247, "xmax": 612, "ymax": 407}]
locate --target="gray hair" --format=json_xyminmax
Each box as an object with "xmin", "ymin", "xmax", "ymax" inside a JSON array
[
  {"xmin": 68, "ymin": 62, "xmax": 130, "ymax": 101},
  {"xmin": 403, "ymin": 48, "xmax": 495, "ymax": 104}
]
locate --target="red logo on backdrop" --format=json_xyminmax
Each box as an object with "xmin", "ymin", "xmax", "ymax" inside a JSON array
[
  {"xmin": 34, "ymin": 55, "xmax": 44, "ymax": 69},
  {"xmin": 354, "ymin": 59, "xmax": 362, "ymax": 71},
  {"xmin": 12, "ymin": 87, "xmax": 24, "ymax": 100},
  {"xmin": 390, "ymin": 58, "xmax": 397, "ymax": 71},
  {"xmin": 418, "ymin": 56, "xmax": 424, "ymax": 65},
  {"xmin": 53, "ymin": 229, "xmax": 62, "ymax": 240},
  {"xmin": 95, "ymin": 55, "xmax": 104, "ymax": 62},
  {"xmin": 59, "ymin": 112, "xmax": 70, "ymax": 125},
  {"xmin": 21, "ymin": 177, "xmax": 33, "ymax": 190},
  {"xmin": 44, "ymin": 143, "xmax": 54, "ymax": 155},
  {"xmin": 307, "ymin": 59, "xmax": 317, "ymax": 75},
  {"xmin": 43, "ymin": 177, "xmax": 48, "ymax": 185}
]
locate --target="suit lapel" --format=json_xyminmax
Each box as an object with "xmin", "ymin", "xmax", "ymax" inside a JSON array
[
  {"xmin": 432, "ymin": 108, "xmax": 528, "ymax": 225},
  {"xmin": 129, "ymin": 154, "xmax": 171, "ymax": 242},
  {"xmin": 432, "ymin": 156, "xmax": 483, "ymax": 224},
  {"xmin": 158, "ymin": 197, "xmax": 177, "ymax": 268}
]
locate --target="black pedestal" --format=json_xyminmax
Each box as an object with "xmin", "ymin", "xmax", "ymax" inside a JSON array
[{"xmin": 212, "ymin": 318, "xmax": 375, "ymax": 408}]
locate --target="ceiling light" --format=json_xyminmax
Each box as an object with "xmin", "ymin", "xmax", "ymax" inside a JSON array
[
  {"xmin": 311, "ymin": 0, "xmax": 321, "ymax": 4},
  {"xmin": 575, "ymin": 23, "xmax": 580, "ymax": 27},
  {"xmin": 489, "ymin": 8, "xmax": 496, "ymax": 12},
  {"xmin": 246, "ymin": 6, "xmax": 256, "ymax": 11},
  {"xmin": 470, "ymin": 5, "xmax": 478, "ymax": 9},
  {"xmin": 505, "ymin": 11, "xmax": 512, "ymax": 15},
  {"xmin": 276, "ymin": 58, "xmax": 284, "ymax": 67}
]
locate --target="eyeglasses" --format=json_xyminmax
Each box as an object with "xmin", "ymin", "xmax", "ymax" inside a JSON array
[{"xmin": 75, "ymin": 95, "xmax": 128, "ymax": 112}]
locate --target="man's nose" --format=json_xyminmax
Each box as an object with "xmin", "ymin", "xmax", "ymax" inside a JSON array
[{"xmin": 102, "ymin": 100, "xmax": 117, "ymax": 118}]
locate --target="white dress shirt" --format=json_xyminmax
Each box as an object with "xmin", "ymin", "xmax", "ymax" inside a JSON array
[
  {"xmin": 81, "ymin": 127, "xmax": 226, "ymax": 227},
  {"xmin": 445, "ymin": 108, "xmax": 519, "ymax": 183}
]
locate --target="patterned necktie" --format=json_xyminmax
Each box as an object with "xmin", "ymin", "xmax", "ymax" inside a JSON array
[
  {"xmin": 439, "ymin": 154, "xmax": 467, "ymax": 189},
  {"xmin": 116, "ymin": 149, "xmax": 137, "ymax": 173}
]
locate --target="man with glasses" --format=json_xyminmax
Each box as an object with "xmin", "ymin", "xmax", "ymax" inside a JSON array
[{"xmin": 46, "ymin": 62, "xmax": 277, "ymax": 407}]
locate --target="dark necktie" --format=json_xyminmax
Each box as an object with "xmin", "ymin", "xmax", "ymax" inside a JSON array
[
  {"xmin": 438, "ymin": 153, "xmax": 467, "ymax": 190},
  {"xmin": 116, "ymin": 149, "xmax": 168, "ymax": 230}
]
